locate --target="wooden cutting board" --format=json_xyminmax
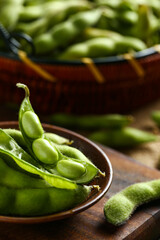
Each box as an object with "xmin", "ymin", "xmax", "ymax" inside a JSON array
[{"xmin": 0, "ymin": 145, "xmax": 160, "ymax": 240}]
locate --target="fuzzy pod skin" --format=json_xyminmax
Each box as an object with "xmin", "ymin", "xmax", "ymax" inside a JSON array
[
  {"xmin": 0, "ymin": 184, "xmax": 91, "ymax": 217},
  {"xmin": 89, "ymin": 127, "xmax": 158, "ymax": 148},
  {"xmin": 104, "ymin": 179, "xmax": 160, "ymax": 226}
]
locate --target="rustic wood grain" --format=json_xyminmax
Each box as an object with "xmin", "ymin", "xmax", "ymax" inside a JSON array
[{"xmin": 0, "ymin": 146, "xmax": 159, "ymax": 240}]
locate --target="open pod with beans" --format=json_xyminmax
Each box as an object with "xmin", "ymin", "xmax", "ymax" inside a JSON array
[{"xmin": 0, "ymin": 83, "xmax": 105, "ymax": 217}]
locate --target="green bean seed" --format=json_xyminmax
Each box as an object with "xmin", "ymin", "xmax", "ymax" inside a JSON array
[
  {"xmin": 57, "ymin": 160, "xmax": 86, "ymax": 179},
  {"xmin": 32, "ymin": 138, "xmax": 59, "ymax": 164},
  {"xmin": 104, "ymin": 179, "xmax": 160, "ymax": 226},
  {"xmin": 22, "ymin": 111, "xmax": 43, "ymax": 139}
]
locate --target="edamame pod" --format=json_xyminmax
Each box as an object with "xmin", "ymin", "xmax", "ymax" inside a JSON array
[
  {"xmin": 89, "ymin": 127, "xmax": 158, "ymax": 148},
  {"xmin": 3, "ymin": 129, "xmax": 26, "ymax": 148},
  {"xmin": 3, "ymin": 129, "xmax": 72, "ymax": 146},
  {"xmin": 0, "ymin": 184, "xmax": 91, "ymax": 216},
  {"xmin": 151, "ymin": 110, "xmax": 160, "ymax": 127},
  {"xmin": 50, "ymin": 113, "xmax": 133, "ymax": 130},
  {"xmin": 2, "ymin": 128, "xmax": 100, "ymax": 184},
  {"xmin": 0, "ymin": 157, "xmax": 50, "ymax": 189},
  {"xmin": 17, "ymin": 83, "xmax": 60, "ymax": 165},
  {"xmin": 49, "ymin": 143, "xmax": 100, "ymax": 184},
  {"xmin": 34, "ymin": 8, "xmax": 102, "ymax": 54},
  {"xmin": 0, "ymin": 128, "xmax": 77, "ymax": 190},
  {"xmin": 104, "ymin": 179, "xmax": 160, "ymax": 226},
  {"xmin": 17, "ymin": 83, "xmax": 101, "ymax": 184}
]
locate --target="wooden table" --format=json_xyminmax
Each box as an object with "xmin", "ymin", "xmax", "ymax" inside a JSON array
[{"xmin": 0, "ymin": 145, "xmax": 160, "ymax": 240}]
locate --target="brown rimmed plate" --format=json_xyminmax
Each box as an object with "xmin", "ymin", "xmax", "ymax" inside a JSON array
[{"xmin": 0, "ymin": 121, "xmax": 113, "ymax": 224}]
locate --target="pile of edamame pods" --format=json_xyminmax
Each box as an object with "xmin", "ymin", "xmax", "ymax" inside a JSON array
[
  {"xmin": 0, "ymin": 0, "xmax": 160, "ymax": 59},
  {"xmin": 0, "ymin": 83, "xmax": 104, "ymax": 217}
]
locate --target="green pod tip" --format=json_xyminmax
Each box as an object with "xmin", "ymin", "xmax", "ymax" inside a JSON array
[{"xmin": 16, "ymin": 83, "xmax": 30, "ymax": 98}]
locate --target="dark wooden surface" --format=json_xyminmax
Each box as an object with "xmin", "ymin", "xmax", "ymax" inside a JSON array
[{"xmin": 0, "ymin": 146, "xmax": 160, "ymax": 239}]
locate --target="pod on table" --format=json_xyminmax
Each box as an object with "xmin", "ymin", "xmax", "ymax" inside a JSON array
[
  {"xmin": 151, "ymin": 110, "xmax": 160, "ymax": 127},
  {"xmin": 104, "ymin": 179, "xmax": 160, "ymax": 226},
  {"xmin": 16, "ymin": 83, "xmax": 101, "ymax": 184},
  {"xmin": 89, "ymin": 127, "xmax": 158, "ymax": 148},
  {"xmin": 50, "ymin": 113, "xmax": 133, "ymax": 130}
]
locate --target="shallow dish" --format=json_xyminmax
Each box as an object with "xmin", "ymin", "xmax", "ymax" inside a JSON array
[{"xmin": 0, "ymin": 121, "xmax": 113, "ymax": 224}]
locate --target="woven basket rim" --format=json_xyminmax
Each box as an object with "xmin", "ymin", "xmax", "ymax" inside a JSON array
[{"xmin": 0, "ymin": 46, "xmax": 157, "ymax": 66}]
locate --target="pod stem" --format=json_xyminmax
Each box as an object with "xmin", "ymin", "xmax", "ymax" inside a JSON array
[
  {"xmin": 16, "ymin": 83, "xmax": 30, "ymax": 98},
  {"xmin": 92, "ymin": 185, "xmax": 101, "ymax": 191}
]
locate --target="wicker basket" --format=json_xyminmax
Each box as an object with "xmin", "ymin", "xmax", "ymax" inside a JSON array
[{"xmin": 0, "ymin": 47, "xmax": 160, "ymax": 115}]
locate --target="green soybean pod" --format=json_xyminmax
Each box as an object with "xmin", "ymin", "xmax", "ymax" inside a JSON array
[
  {"xmin": 104, "ymin": 179, "xmax": 160, "ymax": 226},
  {"xmin": 50, "ymin": 113, "xmax": 133, "ymax": 130},
  {"xmin": 0, "ymin": 128, "xmax": 77, "ymax": 190},
  {"xmin": 3, "ymin": 129, "xmax": 26, "ymax": 148},
  {"xmin": 34, "ymin": 8, "xmax": 102, "ymax": 54},
  {"xmin": 2, "ymin": 127, "xmax": 101, "ymax": 184},
  {"xmin": 3, "ymin": 129, "xmax": 72, "ymax": 146},
  {"xmin": 18, "ymin": 5, "xmax": 43, "ymax": 21},
  {"xmin": 83, "ymin": 27, "xmax": 123, "ymax": 41},
  {"xmin": 89, "ymin": 127, "xmax": 158, "ymax": 148},
  {"xmin": 16, "ymin": 83, "xmax": 60, "ymax": 164},
  {"xmin": 114, "ymin": 36, "xmax": 147, "ymax": 54},
  {"xmin": 59, "ymin": 37, "xmax": 116, "ymax": 59},
  {"xmin": 0, "ymin": 184, "xmax": 91, "ymax": 216},
  {"xmin": 44, "ymin": 132, "xmax": 72, "ymax": 145},
  {"xmin": 49, "ymin": 143, "xmax": 101, "ymax": 184},
  {"xmin": 0, "ymin": 157, "xmax": 50, "ymax": 189},
  {"xmin": 151, "ymin": 110, "xmax": 160, "ymax": 127}
]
